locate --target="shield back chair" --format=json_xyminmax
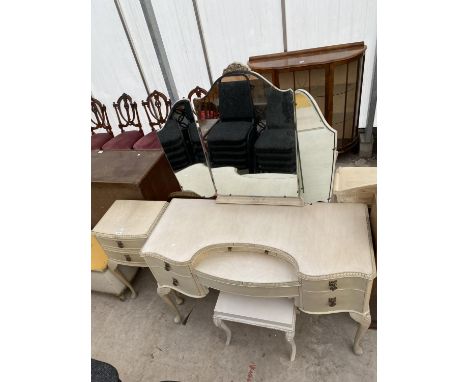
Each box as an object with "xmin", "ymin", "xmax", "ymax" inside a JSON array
[
  {"xmin": 134, "ymin": 90, "xmax": 169, "ymax": 150},
  {"xmin": 91, "ymin": 97, "xmax": 114, "ymax": 150},
  {"xmin": 206, "ymin": 77, "xmax": 257, "ymax": 172},
  {"xmin": 102, "ymin": 93, "xmax": 144, "ymax": 150},
  {"xmin": 254, "ymin": 89, "xmax": 296, "ymax": 173}
]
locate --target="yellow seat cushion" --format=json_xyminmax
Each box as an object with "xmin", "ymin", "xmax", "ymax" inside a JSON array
[{"xmin": 91, "ymin": 235, "xmax": 108, "ymax": 272}]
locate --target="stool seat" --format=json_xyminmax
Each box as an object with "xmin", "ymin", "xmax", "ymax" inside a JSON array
[{"xmin": 213, "ymin": 292, "xmax": 297, "ymax": 361}]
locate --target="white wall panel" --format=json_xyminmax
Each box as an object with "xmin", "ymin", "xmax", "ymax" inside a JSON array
[
  {"xmin": 119, "ymin": 0, "xmax": 168, "ymax": 95},
  {"xmin": 285, "ymin": 0, "xmax": 376, "ymax": 128},
  {"xmin": 196, "ymin": 0, "xmax": 284, "ymax": 80},
  {"xmin": 92, "ymin": 0, "xmax": 153, "ymax": 135},
  {"xmin": 151, "ymin": 0, "xmax": 211, "ymax": 98}
]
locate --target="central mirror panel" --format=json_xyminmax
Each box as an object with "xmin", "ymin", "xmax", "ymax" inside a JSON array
[{"xmin": 192, "ymin": 71, "xmax": 302, "ymax": 205}]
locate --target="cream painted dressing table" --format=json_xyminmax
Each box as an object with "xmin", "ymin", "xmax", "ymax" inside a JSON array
[
  {"xmin": 140, "ymin": 71, "xmax": 375, "ymax": 356},
  {"xmin": 141, "ymin": 198, "xmax": 375, "ymax": 355}
]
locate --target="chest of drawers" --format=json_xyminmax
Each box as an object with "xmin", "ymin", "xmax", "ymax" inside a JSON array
[{"xmin": 92, "ymin": 200, "xmax": 168, "ymax": 267}]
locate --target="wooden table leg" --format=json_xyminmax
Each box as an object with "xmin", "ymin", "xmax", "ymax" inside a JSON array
[
  {"xmin": 213, "ymin": 317, "xmax": 231, "ymax": 346},
  {"xmin": 157, "ymin": 286, "xmax": 182, "ymax": 324},
  {"xmin": 107, "ymin": 261, "xmax": 137, "ymax": 299},
  {"xmin": 349, "ymin": 312, "xmax": 371, "ymax": 355},
  {"xmin": 285, "ymin": 331, "xmax": 296, "ymax": 361}
]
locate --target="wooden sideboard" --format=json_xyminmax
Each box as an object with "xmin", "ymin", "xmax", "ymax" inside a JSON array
[
  {"xmin": 248, "ymin": 42, "xmax": 366, "ymax": 153},
  {"xmin": 141, "ymin": 198, "xmax": 376, "ymax": 355}
]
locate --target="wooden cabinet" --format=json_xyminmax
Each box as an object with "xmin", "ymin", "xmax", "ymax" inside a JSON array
[
  {"xmin": 248, "ymin": 42, "xmax": 366, "ymax": 153},
  {"xmin": 91, "ymin": 149, "xmax": 181, "ymax": 228}
]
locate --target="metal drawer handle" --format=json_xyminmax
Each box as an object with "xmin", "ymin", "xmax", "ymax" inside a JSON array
[
  {"xmin": 117, "ymin": 241, "xmax": 124, "ymax": 249},
  {"xmin": 124, "ymin": 254, "xmax": 131, "ymax": 262},
  {"xmin": 172, "ymin": 278, "xmax": 179, "ymax": 287},
  {"xmin": 164, "ymin": 262, "xmax": 171, "ymax": 271},
  {"xmin": 329, "ymin": 280, "xmax": 337, "ymax": 291},
  {"xmin": 328, "ymin": 297, "xmax": 336, "ymax": 307}
]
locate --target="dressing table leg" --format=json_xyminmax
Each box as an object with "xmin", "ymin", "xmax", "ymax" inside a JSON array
[
  {"xmin": 285, "ymin": 331, "xmax": 296, "ymax": 361},
  {"xmin": 172, "ymin": 290, "xmax": 185, "ymax": 305},
  {"xmin": 157, "ymin": 286, "xmax": 182, "ymax": 324},
  {"xmin": 213, "ymin": 317, "xmax": 231, "ymax": 346},
  {"xmin": 107, "ymin": 262, "xmax": 137, "ymax": 299},
  {"xmin": 349, "ymin": 312, "xmax": 371, "ymax": 355}
]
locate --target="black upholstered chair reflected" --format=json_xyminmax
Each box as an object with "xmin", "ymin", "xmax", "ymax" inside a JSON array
[
  {"xmin": 156, "ymin": 99, "xmax": 194, "ymax": 170},
  {"xmin": 254, "ymin": 90, "xmax": 296, "ymax": 173},
  {"xmin": 206, "ymin": 79, "xmax": 256, "ymax": 171}
]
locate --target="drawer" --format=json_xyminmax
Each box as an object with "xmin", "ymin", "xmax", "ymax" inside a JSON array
[
  {"xmin": 149, "ymin": 267, "xmax": 203, "ymax": 297},
  {"xmin": 95, "ymin": 236, "xmax": 147, "ymax": 251},
  {"xmin": 301, "ymin": 277, "xmax": 368, "ymax": 293},
  {"xmin": 143, "ymin": 256, "xmax": 192, "ymax": 277},
  {"xmin": 103, "ymin": 248, "xmax": 146, "ymax": 266},
  {"xmin": 197, "ymin": 273, "xmax": 299, "ymax": 298},
  {"xmin": 301, "ymin": 289, "xmax": 365, "ymax": 313}
]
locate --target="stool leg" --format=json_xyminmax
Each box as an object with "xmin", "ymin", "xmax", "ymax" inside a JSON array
[
  {"xmin": 285, "ymin": 331, "xmax": 296, "ymax": 362},
  {"xmin": 214, "ymin": 317, "xmax": 231, "ymax": 346}
]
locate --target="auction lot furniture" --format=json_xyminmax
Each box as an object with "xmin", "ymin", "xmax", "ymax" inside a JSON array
[
  {"xmin": 92, "ymin": 200, "xmax": 168, "ymax": 298},
  {"xmin": 214, "ymin": 292, "xmax": 297, "ymax": 361},
  {"xmin": 333, "ymin": 166, "xmax": 377, "ymax": 206},
  {"xmin": 248, "ymin": 42, "xmax": 366, "ymax": 153},
  {"xmin": 91, "ymin": 149, "xmax": 180, "ymax": 228},
  {"xmin": 91, "ymin": 235, "xmax": 138, "ymax": 299},
  {"xmin": 141, "ymin": 198, "xmax": 376, "ymax": 355}
]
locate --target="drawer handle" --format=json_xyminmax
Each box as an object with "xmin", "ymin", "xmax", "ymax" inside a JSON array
[
  {"xmin": 328, "ymin": 297, "xmax": 336, "ymax": 307},
  {"xmin": 172, "ymin": 278, "xmax": 179, "ymax": 287},
  {"xmin": 329, "ymin": 280, "xmax": 337, "ymax": 291},
  {"xmin": 164, "ymin": 262, "xmax": 171, "ymax": 271},
  {"xmin": 124, "ymin": 254, "xmax": 131, "ymax": 262},
  {"xmin": 117, "ymin": 241, "xmax": 124, "ymax": 249}
]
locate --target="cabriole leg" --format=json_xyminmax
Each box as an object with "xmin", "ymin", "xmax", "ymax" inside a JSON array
[
  {"xmin": 285, "ymin": 331, "xmax": 296, "ymax": 362},
  {"xmin": 349, "ymin": 312, "xmax": 371, "ymax": 355},
  {"xmin": 172, "ymin": 290, "xmax": 184, "ymax": 305},
  {"xmin": 213, "ymin": 317, "xmax": 231, "ymax": 346},
  {"xmin": 108, "ymin": 262, "xmax": 137, "ymax": 299},
  {"xmin": 157, "ymin": 286, "xmax": 182, "ymax": 324}
]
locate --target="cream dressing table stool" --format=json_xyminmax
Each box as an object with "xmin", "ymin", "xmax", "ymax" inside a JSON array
[
  {"xmin": 92, "ymin": 200, "xmax": 168, "ymax": 299},
  {"xmin": 213, "ymin": 292, "xmax": 297, "ymax": 361}
]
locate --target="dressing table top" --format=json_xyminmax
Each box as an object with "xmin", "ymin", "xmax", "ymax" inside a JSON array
[{"xmin": 142, "ymin": 199, "xmax": 375, "ymax": 279}]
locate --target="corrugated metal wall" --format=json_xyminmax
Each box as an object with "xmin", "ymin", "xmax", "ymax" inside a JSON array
[{"xmin": 91, "ymin": 0, "xmax": 376, "ymax": 132}]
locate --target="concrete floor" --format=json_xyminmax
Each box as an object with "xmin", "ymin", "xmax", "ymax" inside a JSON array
[
  {"xmin": 92, "ymin": 150, "xmax": 377, "ymax": 381},
  {"xmin": 92, "ymin": 269, "xmax": 376, "ymax": 382}
]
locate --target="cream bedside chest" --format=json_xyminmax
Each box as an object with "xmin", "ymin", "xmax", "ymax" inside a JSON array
[{"xmin": 92, "ymin": 200, "xmax": 168, "ymax": 298}]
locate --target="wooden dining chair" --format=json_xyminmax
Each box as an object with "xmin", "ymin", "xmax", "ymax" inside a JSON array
[
  {"xmin": 101, "ymin": 93, "xmax": 144, "ymax": 150},
  {"xmin": 133, "ymin": 90, "xmax": 171, "ymax": 150},
  {"xmin": 91, "ymin": 97, "xmax": 114, "ymax": 150}
]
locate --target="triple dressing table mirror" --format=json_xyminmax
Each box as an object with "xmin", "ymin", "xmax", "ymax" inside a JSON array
[{"xmin": 140, "ymin": 70, "xmax": 375, "ymax": 356}]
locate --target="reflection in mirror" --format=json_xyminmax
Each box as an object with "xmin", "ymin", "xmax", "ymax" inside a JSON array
[
  {"xmin": 295, "ymin": 89, "xmax": 337, "ymax": 203},
  {"xmin": 155, "ymin": 98, "xmax": 215, "ymax": 198},
  {"xmin": 193, "ymin": 71, "xmax": 301, "ymax": 205}
]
